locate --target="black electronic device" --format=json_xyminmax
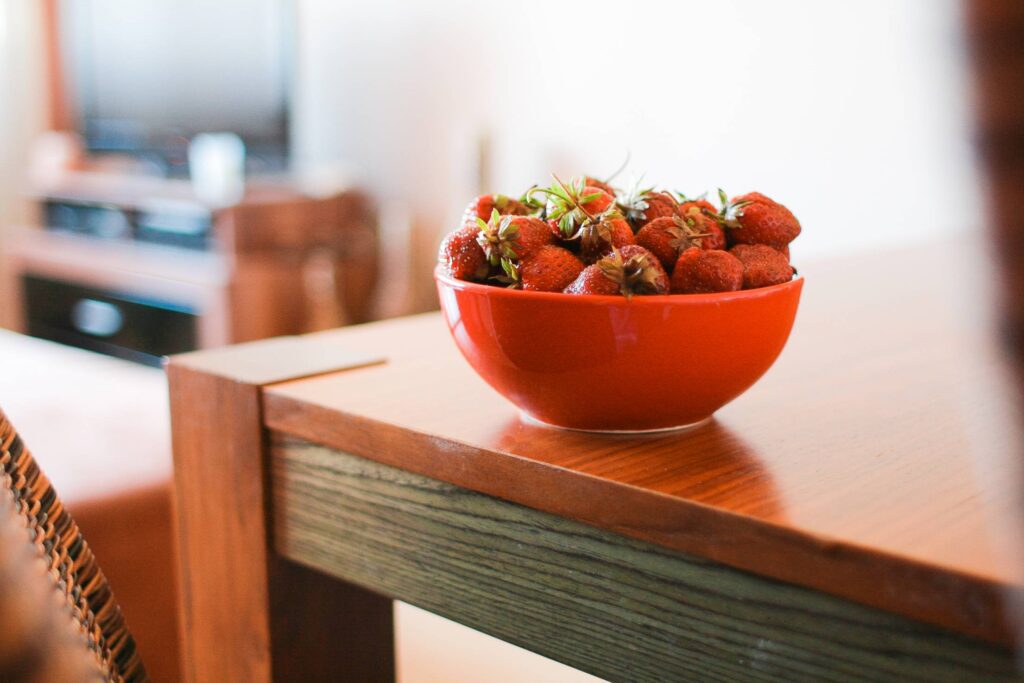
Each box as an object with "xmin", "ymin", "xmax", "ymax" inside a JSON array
[
  {"xmin": 42, "ymin": 199, "xmax": 213, "ymax": 250},
  {"xmin": 22, "ymin": 275, "xmax": 199, "ymax": 366},
  {"xmin": 58, "ymin": 0, "xmax": 293, "ymax": 176}
]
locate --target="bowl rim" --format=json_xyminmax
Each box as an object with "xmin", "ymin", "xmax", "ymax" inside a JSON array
[{"xmin": 434, "ymin": 264, "xmax": 803, "ymax": 304}]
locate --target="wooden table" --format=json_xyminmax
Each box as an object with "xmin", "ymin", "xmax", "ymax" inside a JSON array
[{"xmin": 168, "ymin": 241, "xmax": 1024, "ymax": 682}]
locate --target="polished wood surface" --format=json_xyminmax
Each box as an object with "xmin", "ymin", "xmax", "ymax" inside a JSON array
[
  {"xmin": 167, "ymin": 337, "xmax": 394, "ymax": 683},
  {"xmin": 274, "ymin": 433, "xmax": 1020, "ymax": 682},
  {"xmin": 168, "ymin": 363, "xmax": 272, "ymax": 682},
  {"xmin": 262, "ymin": 241, "xmax": 1024, "ymax": 646}
]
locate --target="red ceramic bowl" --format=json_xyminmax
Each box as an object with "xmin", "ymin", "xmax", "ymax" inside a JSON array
[{"xmin": 435, "ymin": 266, "xmax": 803, "ymax": 432}]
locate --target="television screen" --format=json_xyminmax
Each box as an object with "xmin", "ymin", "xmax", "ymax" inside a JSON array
[{"xmin": 59, "ymin": 0, "xmax": 292, "ymax": 175}]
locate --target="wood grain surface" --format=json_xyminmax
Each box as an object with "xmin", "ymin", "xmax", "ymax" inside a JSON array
[
  {"xmin": 168, "ymin": 338, "xmax": 394, "ymax": 683},
  {"xmin": 262, "ymin": 241, "xmax": 1024, "ymax": 646},
  {"xmin": 272, "ymin": 434, "xmax": 1021, "ymax": 682}
]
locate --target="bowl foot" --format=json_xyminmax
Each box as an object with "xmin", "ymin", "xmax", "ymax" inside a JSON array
[{"xmin": 519, "ymin": 412, "xmax": 712, "ymax": 435}]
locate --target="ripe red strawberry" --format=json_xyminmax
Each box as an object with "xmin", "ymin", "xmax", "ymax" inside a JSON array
[
  {"xmin": 476, "ymin": 213, "xmax": 554, "ymax": 268},
  {"xmin": 564, "ymin": 262, "xmax": 621, "ymax": 295},
  {"xmin": 679, "ymin": 197, "xmax": 718, "ymax": 215},
  {"xmin": 672, "ymin": 195, "xmax": 727, "ymax": 251},
  {"xmin": 670, "ymin": 248, "xmax": 744, "ymax": 294},
  {"xmin": 617, "ymin": 187, "xmax": 678, "ymax": 231},
  {"xmin": 581, "ymin": 186, "xmax": 614, "ymax": 214},
  {"xmin": 636, "ymin": 191, "xmax": 679, "ymax": 228},
  {"xmin": 439, "ymin": 226, "xmax": 488, "ymax": 281},
  {"xmin": 678, "ymin": 205, "xmax": 726, "ymax": 251},
  {"xmin": 635, "ymin": 211, "xmax": 718, "ymax": 270},
  {"xmin": 546, "ymin": 218, "xmax": 564, "ymax": 241},
  {"xmin": 584, "ymin": 176, "xmax": 617, "ymax": 196},
  {"xmin": 461, "ymin": 194, "xmax": 530, "ymax": 230},
  {"xmin": 729, "ymin": 244, "xmax": 794, "ymax": 289},
  {"xmin": 544, "ymin": 180, "xmax": 616, "ymax": 239},
  {"xmin": 720, "ymin": 191, "xmax": 801, "ymax": 249},
  {"xmin": 699, "ymin": 222, "xmax": 727, "ymax": 251},
  {"xmin": 578, "ymin": 214, "xmax": 636, "ymax": 264},
  {"xmin": 519, "ymin": 245, "xmax": 584, "ymax": 292},
  {"xmin": 565, "ymin": 245, "xmax": 668, "ymax": 297}
]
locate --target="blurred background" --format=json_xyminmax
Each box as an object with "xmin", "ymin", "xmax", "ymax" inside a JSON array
[
  {"xmin": 294, "ymin": 0, "xmax": 979, "ymax": 263},
  {"xmin": 0, "ymin": 0, "xmax": 980, "ymax": 328},
  {"xmin": 0, "ymin": 1, "xmax": 1009, "ymax": 682}
]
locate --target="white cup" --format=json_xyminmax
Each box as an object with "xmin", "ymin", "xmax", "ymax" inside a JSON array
[{"xmin": 188, "ymin": 133, "xmax": 246, "ymax": 206}]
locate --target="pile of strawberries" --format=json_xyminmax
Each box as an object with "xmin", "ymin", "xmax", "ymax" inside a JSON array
[{"xmin": 438, "ymin": 174, "xmax": 799, "ymax": 296}]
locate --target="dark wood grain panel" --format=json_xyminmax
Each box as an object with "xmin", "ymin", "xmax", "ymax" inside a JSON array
[{"xmin": 272, "ymin": 434, "xmax": 1021, "ymax": 683}]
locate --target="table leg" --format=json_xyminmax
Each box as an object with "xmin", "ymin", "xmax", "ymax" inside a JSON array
[{"xmin": 168, "ymin": 340, "xmax": 394, "ymax": 682}]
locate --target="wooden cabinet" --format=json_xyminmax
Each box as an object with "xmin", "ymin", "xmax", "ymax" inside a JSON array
[{"xmin": 2, "ymin": 172, "xmax": 379, "ymax": 363}]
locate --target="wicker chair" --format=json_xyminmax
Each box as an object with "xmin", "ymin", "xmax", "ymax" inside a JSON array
[{"xmin": 0, "ymin": 406, "xmax": 148, "ymax": 682}]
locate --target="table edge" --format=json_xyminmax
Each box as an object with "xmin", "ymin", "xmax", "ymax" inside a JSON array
[{"xmin": 262, "ymin": 387, "xmax": 1020, "ymax": 647}]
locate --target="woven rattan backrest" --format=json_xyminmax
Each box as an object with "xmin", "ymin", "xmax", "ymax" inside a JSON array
[{"xmin": 0, "ymin": 407, "xmax": 148, "ymax": 683}]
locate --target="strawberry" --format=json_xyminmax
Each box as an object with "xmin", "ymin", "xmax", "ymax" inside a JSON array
[
  {"xmin": 578, "ymin": 213, "xmax": 636, "ymax": 264},
  {"xmin": 461, "ymin": 194, "xmax": 530, "ymax": 230},
  {"xmin": 698, "ymin": 221, "xmax": 727, "ymax": 251},
  {"xmin": 584, "ymin": 176, "xmax": 617, "ymax": 196},
  {"xmin": 581, "ymin": 187, "xmax": 615, "ymax": 214},
  {"xmin": 670, "ymin": 248, "xmax": 744, "ymax": 294},
  {"xmin": 674, "ymin": 194, "xmax": 727, "ymax": 251},
  {"xmin": 729, "ymin": 244, "xmax": 794, "ymax": 289},
  {"xmin": 519, "ymin": 245, "xmax": 585, "ymax": 292},
  {"xmin": 545, "ymin": 218, "xmax": 564, "ymax": 241},
  {"xmin": 565, "ymin": 245, "xmax": 668, "ymax": 297},
  {"xmin": 634, "ymin": 192, "xmax": 679, "ymax": 228},
  {"xmin": 617, "ymin": 184, "xmax": 678, "ymax": 231},
  {"xmin": 476, "ymin": 212, "xmax": 554, "ymax": 267},
  {"xmin": 635, "ymin": 212, "xmax": 716, "ymax": 270},
  {"xmin": 439, "ymin": 226, "xmax": 489, "ymax": 281},
  {"xmin": 719, "ymin": 190, "xmax": 801, "ymax": 249},
  {"xmin": 677, "ymin": 194, "xmax": 718, "ymax": 216},
  {"xmin": 564, "ymin": 263, "xmax": 621, "ymax": 296},
  {"xmin": 526, "ymin": 176, "xmax": 614, "ymax": 240},
  {"xmin": 680, "ymin": 205, "xmax": 727, "ymax": 251}
]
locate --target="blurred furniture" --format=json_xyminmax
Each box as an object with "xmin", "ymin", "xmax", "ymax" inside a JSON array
[
  {"xmin": 966, "ymin": 0, "xmax": 1024, "ymax": 647},
  {"xmin": 0, "ymin": 329, "xmax": 178, "ymax": 682},
  {"xmin": 0, "ymin": 489, "xmax": 107, "ymax": 683},
  {"xmin": 2, "ymin": 171, "xmax": 378, "ymax": 366},
  {"xmin": 967, "ymin": 1, "xmax": 1024, "ymax": 397},
  {"xmin": 169, "ymin": 242, "xmax": 1024, "ymax": 681},
  {"xmin": 0, "ymin": 405, "xmax": 148, "ymax": 681}
]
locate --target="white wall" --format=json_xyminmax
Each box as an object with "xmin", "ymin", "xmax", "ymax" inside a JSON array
[
  {"xmin": 293, "ymin": 0, "xmax": 979, "ymax": 310},
  {"xmin": 0, "ymin": 0, "xmax": 47, "ymax": 327},
  {"xmin": 0, "ymin": 1, "xmax": 981, "ymax": 314},
  {"xmin": 0, "ymin": 1, "xmax": 46, "ymax": 221}
]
